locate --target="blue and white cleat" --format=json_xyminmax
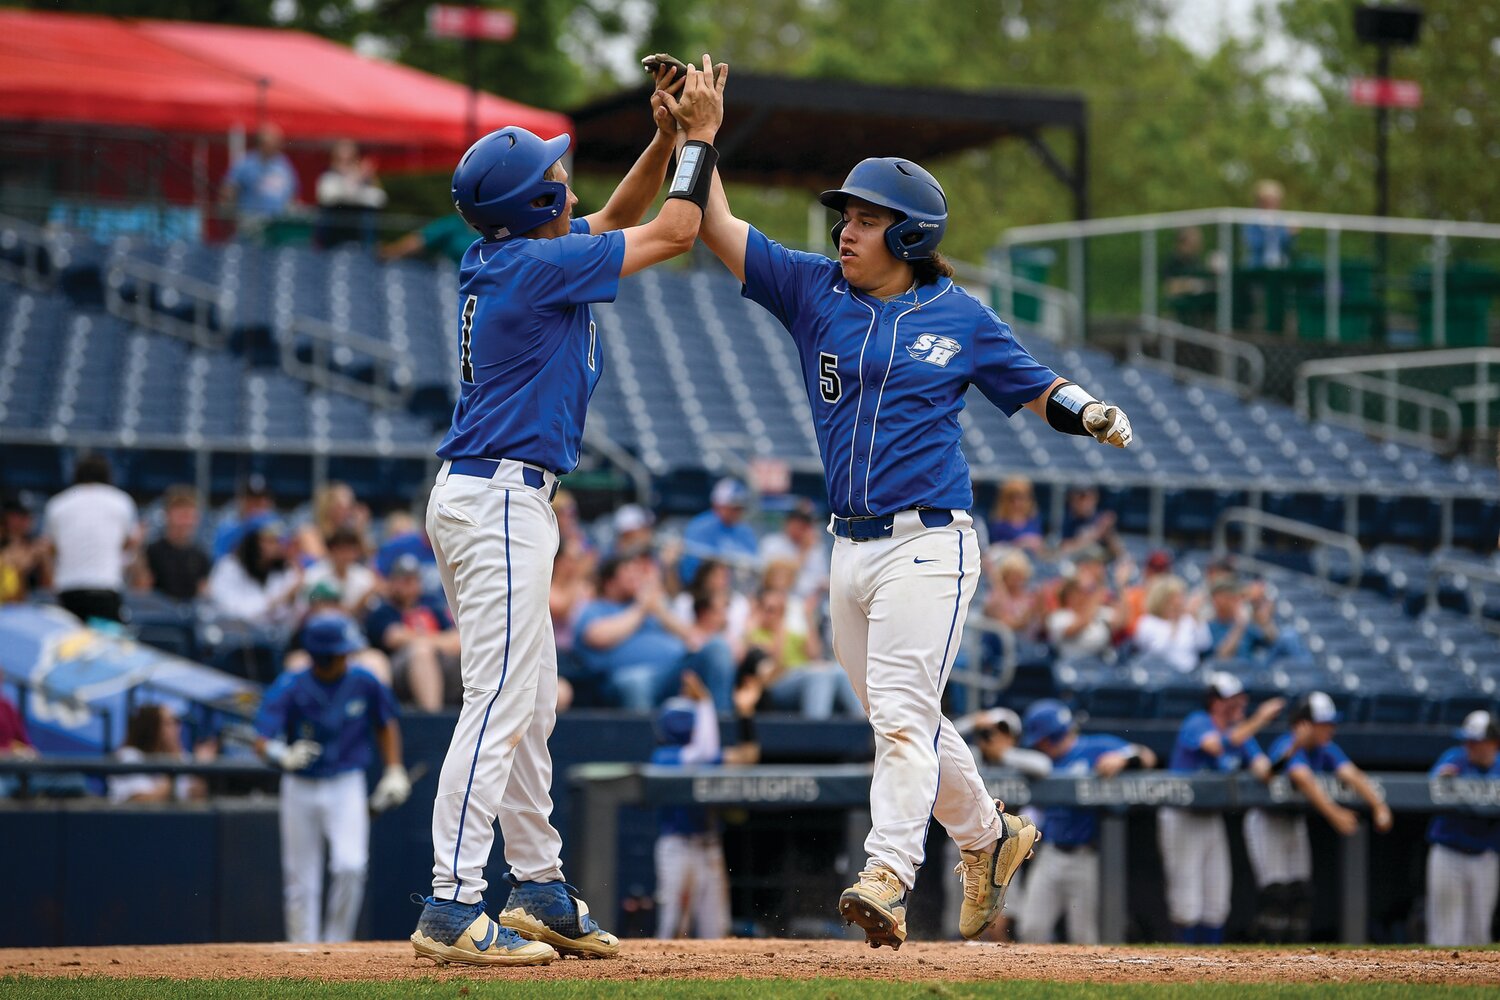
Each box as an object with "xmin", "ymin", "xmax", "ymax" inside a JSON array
[
  {"xmin": 499, "ymin": 878, "xmax": 620, "ymax": 959},
  {"xmin": 410, "ymin": 895, "xmax": 556, "ymax": 967}
]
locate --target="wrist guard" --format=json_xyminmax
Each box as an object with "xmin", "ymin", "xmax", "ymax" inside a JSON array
[
  {"xmin": 666, "ymin": 141, "xmax": 718, "ymax": 213},
  {"xmin": 1046, "ymin": 381, "xmax": 1099, "ymax": 436}
]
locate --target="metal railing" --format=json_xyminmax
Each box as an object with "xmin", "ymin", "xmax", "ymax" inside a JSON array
[
  {"xmin": 1130, "ymin": 314, "xmax": 1266, "ymax": 398},
  {"xmin": 1296, "ymin": 347, "xmax": 1499, "ymax": 455},
  {"xmin": 0, "ymin": 214, "xmax": 57, "ymax": 290},
  {"xmin": 104, "ymin": 254, "xmax": 227, "ymax": 349},
  {"xmin": 278, "ymin": 314, "xmax": 411, "ymax": 409},
  {"xmin": 951, "ymin": 258, "xmax": 1083, "ymax": 343},
  {"xmin": 1426, "ymin": 556, "xmax": 1500, "ymax": 632},
  {"xmin": 998, "ymin": 206, "xmax": 1500, "ymax": 348},
  {"xmin": 1213, "ymin": 506, "xmax": 1365, "ymax": 590}
]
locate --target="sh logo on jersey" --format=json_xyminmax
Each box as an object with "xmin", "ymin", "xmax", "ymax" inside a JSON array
[{"xmin": 907, "ymin": 334, "xmax": 962, "ymax": 368}]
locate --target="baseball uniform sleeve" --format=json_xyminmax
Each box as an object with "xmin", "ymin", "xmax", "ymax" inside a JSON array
[
  {"xmin": 1429, "ymin": 746, "xmax": 1465, "ymax": 778},
  {"xmin": 254, "ymin": 674, "xmax": 294, "ymax": 741},
  {"xmin": 971, "ymin": 311, "xmax": 1060, "ymax": 416},
  {"xmin": 1181, "ymin": 712, "xmax": 1215, "ymax": 754},
  {"xmin": 1324, "ymin": 741, "xmax": 1351, "ymax": 771},
  {"xmin": 518, "ymin": 231, "xmax": 627, "ymax": 307},
  {"xmin": 1241, "ymin": 735, "xmax": 1266, "ymax": 764},
  {"xmin": 741, "ymin": 226, "xmax": 837, "ymax": 335}
]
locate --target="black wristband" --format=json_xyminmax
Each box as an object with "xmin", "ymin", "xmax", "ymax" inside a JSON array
[
  {"xmin": 1123, "ymin": 749, "xmax": 1146, "ymax": 771},
  {"xmin": 737, "ymin": 713, "xmax": 757, "ymax": 744},
  {"xmin": 1046, "ymin": 381, "xmax": 1099, "ymax": 436},
  {"xmin": 666, "ymin": 140, "xmax": 718, "ymax": 212}
]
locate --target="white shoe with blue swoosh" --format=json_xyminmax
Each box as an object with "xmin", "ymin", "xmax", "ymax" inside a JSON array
[{"xmin": 410, "ymin": 895, "xmax": 556, "ymax": 966}]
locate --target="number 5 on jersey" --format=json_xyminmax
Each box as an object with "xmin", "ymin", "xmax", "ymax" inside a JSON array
[{"xmin": 819, "ymin": 351, "xmax": 841, "ymax": 404}]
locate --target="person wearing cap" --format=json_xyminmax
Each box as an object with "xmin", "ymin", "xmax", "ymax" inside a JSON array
[
  {"xmin": 1244, "ymin": 691, "xmax": 1392, "ymax": 942},
  {"xmin": 365, "ymin": 554, "xmax": 463, "ymax": 712},
  {"xmin": 207, "ymin": 515, "xmax": 302, "ymax": 628},
  {"xmin": 1425, "ymin": 710, "xmax": 1500, "ymax": 946},
  {"xmin": 651, "ymin": 670, "xmax": 761, "ymax": 939},
  {"xmin": 611, "ymin": 504, "xmax": 657, "ymax": 556},
  {"xmin": 1015, "ymin": 700, "xmax": 1155, "ymax": 943},
  {"xmin": 254, "ymin": 611, "xmax": 408, "ymax": 943},
  {"xmin": 373, "ymin": 511, "xmax": 437, "ymax": 580},
  {"xmin": 958, "ymin": 707, "xmax": 1053, "ymax": 778},
  {"xmin": 757, "ymin": 497, "xmax": 829, "ymax": 601},
  {"xmin": 678, "ymin": 478, "xmax": 759, "ymax": 587},
  {"xmin": 1159, "ymin": 672, "xmax": 1283, "ymax": 944}
]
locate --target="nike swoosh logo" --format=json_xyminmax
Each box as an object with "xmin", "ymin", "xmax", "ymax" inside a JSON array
[
  {"xmin": 473, "ymin": 920, "xmax": 497, "ymax": 951},
  {"xmin": 913, "ymin": 558, "xmax": 939, "ymax": 564}
]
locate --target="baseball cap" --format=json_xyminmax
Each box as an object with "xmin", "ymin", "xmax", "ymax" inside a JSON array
[
  {"xmin": 974, "ymin": 707, "xmax": 1023, "ymax": 738},
  {"xmin": 1454, "ymin": 710, "xmax": 1500, "ymax": 743},
  {"xmin": 1206, "ymin": 671, "xmax": 1245, "ymax": 700},
  {"xmin": 1075, "ymin": 544, "xmax": 1108, "ymax": 565},
  {"xmin": 1210, "ymin": 579, "xmax": 1241, "ymax": 597},
  {"xmin": 655, "ymin": 697, "xmax": 697, "ymax": 746},
  {"xmin": 711, "ymin": 478, "xmax": 750, "ymax": 507},
  {"xmin": 389, "ymin": 553, "xmax": 423, "ymax": 578},
  {"xmin": 1022, "ymin": 699, "xmax": 1074, "ymax": 748},
  {"xmin": 242, "ymin": 473, "xmax": 271, "ymax": 498},
  {"xmin": 1145, "ymin": 550, "xmax": 1173, "ymax": 574},
  {"xmin": 302, "ymin": 612, "xmax": 365, "ymax": 658},
  {"xmin": 306, "ymin": 579, "xmax": 343, "ymax": 604},
  {"xmin": 786, "ymin": 496, "xmax": 818, "ymax": 522},
  {"xmin": 613, "ymin": 503, "xmax": 655, "ymax": 535},
  {"xmin": 1293, "ymin": 691, "xmax": 1342, "ymax": 725}
]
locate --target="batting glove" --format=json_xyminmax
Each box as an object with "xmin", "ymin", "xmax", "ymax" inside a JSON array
[
  {"xmin": 369, "ymin": 763, "xmax": 412, "ymax": 813},
  {"xmin": 266, "ymin": 738, "xmax": 323, "ymax": 772},
  {"xmin": 1084, "ymin": 403, "xmax": 1133, "ymax": 448}
]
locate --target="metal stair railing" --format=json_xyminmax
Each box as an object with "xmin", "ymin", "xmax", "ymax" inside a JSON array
[{"xmin": 1213, "ymin": 507, "xmax": 1365, "ymax": 591}]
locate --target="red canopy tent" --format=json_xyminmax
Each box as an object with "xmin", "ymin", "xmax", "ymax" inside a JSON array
[{"xmin": 0, "ymin": 8, "xmax": 571, "ymax": 199}]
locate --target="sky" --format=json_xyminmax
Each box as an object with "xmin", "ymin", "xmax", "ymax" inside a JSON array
[{"xmin": 1164, "ymin": 0, "xmax": 1323, "ymax": 102}]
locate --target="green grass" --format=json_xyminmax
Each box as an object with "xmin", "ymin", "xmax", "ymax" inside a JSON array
[{"xmin": 2, "ymin": 980, "xmax": 1494, "ymax": 1000}]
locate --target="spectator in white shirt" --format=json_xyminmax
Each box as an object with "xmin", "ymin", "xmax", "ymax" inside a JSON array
[
  {"xmin": 301, "ymin": 527, "xmax": 377, "ymax": 616},
  {"xmin": 109, "ymin": 704, "xmax": 212, "ymax": 804},
  {"xmin": 207, "ymin": 517, "xmax": 301, "ymax": 627},
  {"xmin": 1046, "ymin": 578, "xmax": 1115, "ymax": 662},
  {"xmin": 1132, "ymin": 575, "xmax": 1211, "ymax": 673},
  {"xmin": 43, "ymin": 454, "xmax": 140, "ymax": 623}
]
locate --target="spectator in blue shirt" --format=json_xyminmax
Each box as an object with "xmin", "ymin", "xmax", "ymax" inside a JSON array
[
  {"xmin": 1244, "ymin": 692, "xmax": 1392, "ymax": 942},
  {"xmin": 986, "ymin": 477, "xmax": 1044, "ymax": 554},
  {"xmin": 678, "ymin": 478, "xmax": 758, "ymax": 586},
  {"xmin": 1159, "ymin": 672, "xmax": 1282, "ymax": 944},
  {"xmin": 211, "ymin": 475, "xmax": 276, "ymax": 561},
  {"xmin": 1207, "ymin": 579, "xmax": 1308, "ymax": 667},
  {"xmin": 575, "ymin": 550, "xmax": 735, "ymax": 712},
  {"xmin": 1016, "ymin": 700, "xmax": 1155, "ymax": 943},
  {"xmin": 1243, "ymin": 179, "xmax": 1296, "ymax": 269},
  {"xmin": 221, "ymin": 124, "xmax": 299, "ymax": 232},
  {"xmin": 1426, "ymin": 710, "xmax": 1500, "ymax": 946},
  {"xmin": 365, "ymin": 554, "xmax": 460, "ymax": 712},
  {"xmin": 1056, "ymin": 486, "xmax": 1121, "ymax": 560}
]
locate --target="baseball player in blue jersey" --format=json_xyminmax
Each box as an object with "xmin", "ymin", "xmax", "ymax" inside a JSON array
[
  {"xmin": 1017, "ymin": 700, "xmax": 1155, "ymax": 944},
  {"xmin": 1425, "ymin": 710, "xmax": 1500, "ymax": 946},
  {"xmin": 408, "ymin": 58, "xmax": 729, "ymax": 967},
  {"xmin": 1244, "ymin": 691, "xmax": 1391, "ymax": 942},
  {"xmin": 692, "ymin": 144, "xmax": 1131, "ymax": 948},
  {"xmin": 254, "ymin": 612, "xmax": 409, "ymax": 943},
  {"xmin": 1159, "ymin": 672, "xmax": 1282, "ymax": 944}
]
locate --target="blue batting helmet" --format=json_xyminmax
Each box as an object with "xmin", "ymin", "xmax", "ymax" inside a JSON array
[
  {"xmin": 302, "ymin": 612, "xmax": 366, "ymax": 659},
  {"xmin": 1022, "ymin": 699, "xmax": 1074, "ymax": 749},
  {"xmin": 820, "ymin": 157, "xmax": 948, "ymax": 261},
  {"xmin": 452, "ymin": 126, "xmax": 571, "ymax": 239},
  {"xmin": 656, "ymin": 698, "xmax": 697, "ymax": 747}
]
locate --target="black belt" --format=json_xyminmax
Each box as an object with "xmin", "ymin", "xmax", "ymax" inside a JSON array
[
  {"xmin": 449, "ymin": 457, "xmax": 559, "ymax": 500},
  {"xmin": 831, "ymin": 508, "xmax": 954, "ymax": 541},
  {"xmin": 1049, "ymin": 842, "xmax": 1095, "ymax": 855}
]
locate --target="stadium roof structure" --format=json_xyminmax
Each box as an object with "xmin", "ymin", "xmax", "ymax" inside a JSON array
[
  {"xmin": 570, "ymin": 72, "xmax": 1089, "ymax": 218},
  {"xmin": 0, "ymin": 9, "xmax": 571, "ymax": 171}
]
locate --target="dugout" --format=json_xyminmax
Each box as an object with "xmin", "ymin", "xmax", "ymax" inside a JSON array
[{"xmin": 570, "ymin": 71, "xmax": 1089, "ymax": 220}]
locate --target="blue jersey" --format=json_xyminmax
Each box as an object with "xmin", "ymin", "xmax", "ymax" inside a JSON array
[
  {"xmin": 437, "ymin": 218, "xmax": 626, "ymax": 474},
  {"xmin": 678, "ymin": 510, "xmax": 759, "ymax": 586},
  {"xmin": 652, "ymin": 744, "xmax": 719, "ymax": 836},
  {"xmin": 254, "ymin": 667, "xmax": 398, "ymax": 779},
  {"xmin": 741, "ymin": 227, "xmax": 1057, "ymax": 518},
  {"xmin": 1268, "ymin": 733, "xmax": 1349, "ymax": 775},
  {"xmin": 1427, "ymin": 746, "xmax": 1500, "ymax": 854},
  {"xmin": 1042, "ymin": 734, "xmax": 1129, "ymax": 846},
  {"xmin": 1169, "ymin": 710, "xmax": 1265, "ymax": 773}
]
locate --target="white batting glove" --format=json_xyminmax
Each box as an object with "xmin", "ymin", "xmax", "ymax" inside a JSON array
[
  {"xmin": 1083, "ymin": 402, "xmax": 1133, "ymax": 448},
  {"xmin": 369, "ymin": 763, "xmax": 412, "ymax": 813},
  {"xmin": 266, "ymin": 738, "xmax": 323, "ymax": 772}
]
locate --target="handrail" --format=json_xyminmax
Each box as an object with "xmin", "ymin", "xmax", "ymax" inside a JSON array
[
  {"xmin": 0, "ymin": 213, "xmax": 57, "ymax": 290},
  {"xmin": 952, "ymin": 614, "xmax": 1019, "ymax": 704},
  {"xmin": 1213, "ymin": 507, "xmax": 1365, "ymax": 590},
  {"xmin": 104, "ymin": 254, "xmax": 226, "ymax": 349},
  {"xmin": 1426, "ymin": 556, "xmax": 1500, "ymax": 631},
  {"xmin": 1131, "ymin": 315, "xmax": 1266, "ymax": 398},
  {"xmin": 951, "ymin": 258, "xmax": 1083, "ymax": 342},
  {"xmin": 1001, "ymin": 206, "xmax": 1500, "ymax": 246},
  {"xmin": 582, "ymin": 422, "xmax": 653, "ymax": 505},
  {"xmin": 1307, "ymin": 372, "xmax": 1464, "ymax": 453},
  {"xmin": 278, "ymin": 314, "xmax": 409, "ymax": 409}
]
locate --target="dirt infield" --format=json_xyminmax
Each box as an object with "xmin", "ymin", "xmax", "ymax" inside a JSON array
[{"xmin": 2, "ymin": 940, "xmax": 1497, "ymax": 985}]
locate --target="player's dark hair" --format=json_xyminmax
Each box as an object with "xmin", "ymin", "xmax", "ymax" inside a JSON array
[
  {"xmin": 73, "ymin": 453, "xmax": 113, "ymax": 486},
  {"xmin": 125, "ymin": 704, "xmax": 168, "ymax": 753},
  {"xmin": 912, "ymin": 251, "xmax": 955, "ymax": 286}
]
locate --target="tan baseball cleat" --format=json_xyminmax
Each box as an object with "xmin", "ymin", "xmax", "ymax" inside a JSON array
[
  {"xmin": 955, "ymin": 811, "xmax": 1040, "ymax": 939},
  {"xmin": 838, "ymin": 863, "xmax": 908, "ymax": 950},
  {"xmin": 410, "ymin": 896, "xmax": 556, "ymax": 967}
]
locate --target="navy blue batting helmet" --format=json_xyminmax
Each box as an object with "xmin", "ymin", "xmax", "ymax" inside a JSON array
[
  {"xmin": 452, "ymin": 126, "xmax": 571, "ymax": 239},
  {"xmin": 655, "ymin": 698, "xmax": 697, "ymax": 746},
  {"xmin": 820, "ymin": 157, "xmax": 948, "ymax": 261},
  {"xmin": 1022, "ymin": 699, "xmax": 1074, "ymax": 749},
  {"xmin": 302, "ymin": 612, "xmax": 366, "ymax": 659}
]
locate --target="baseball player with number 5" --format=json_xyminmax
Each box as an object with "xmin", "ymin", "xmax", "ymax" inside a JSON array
[
  {"xmin": 407, "ymin": 57, "xmax": 729, "ymax": 967},
  {"xmin": 691, "ymin": 130, "xmax": 1132, "ymax": 947}
]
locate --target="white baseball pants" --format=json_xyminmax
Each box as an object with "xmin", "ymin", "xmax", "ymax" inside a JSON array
[
  {"xmin": 654, "ymin": 833, "xmax": 730, "ymax": 939},
  {"xmin": 828, "ymin": 510, "xmax": 997, "ymax": 889},
  {"xmin": 1426, "ymin": 844, "xmax": 1499, "ymax": 946},
  {"xmin": 427, "ymin": 462, "xmax": 565, "ymax": 904},
  {"xmin": 1243, "ymin": 809, "xmax": 1312, "ymax": 888},
  {"xmin": 1017, "ymin": 845, "xmax": 1101, "ymax": 943},
  {"xmin": 1158, "ymin": 808, "xmax": 1232, "ymax": 927},
  {"xmin": 279, "ymin": 770, "xmax": 368, "ymax": 943}
]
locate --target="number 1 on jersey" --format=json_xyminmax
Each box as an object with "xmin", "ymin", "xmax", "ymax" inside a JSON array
[
  {"xmin": 460, "ymin": 294, "xmax": 477, "ymax": 383},
  {"xmin": 818, "ymin": 351, "xmax": 842, "ymax": 404}
]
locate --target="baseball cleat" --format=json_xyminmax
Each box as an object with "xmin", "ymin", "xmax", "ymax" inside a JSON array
[
  {"xmin": 410, "ymin": 895, "xmax": 556, "ymax": 967},
  {"xmin": 954, "ymin": 811, "xmax": 1040, "ymax": 939},
  {"xmin": 838, "ymin": 863, "xmax": 908, "ymax": 950},
  {"xmin": 499, "ymin": 878, "xmax": 620, "ymax": 959}
]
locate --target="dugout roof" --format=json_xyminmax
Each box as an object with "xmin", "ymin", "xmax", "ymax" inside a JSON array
[
  {"xmin": 0, "ymin": 9, "xmax": 571, "ymax": 172},
  {"xmin": 570, "ymin": 71, "xmax": 1090, "ymax": 218}
]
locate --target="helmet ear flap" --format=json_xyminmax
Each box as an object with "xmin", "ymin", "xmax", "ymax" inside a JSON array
[{"xmin": 830, "ymin": 219, "xmax": 846, "ymax": 247}]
